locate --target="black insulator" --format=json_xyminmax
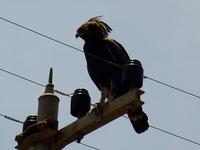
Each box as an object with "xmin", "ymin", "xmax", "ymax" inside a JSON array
[
  {"xmin": 70, "ymin": 88, "xmax": 91, "ymax": 118},
  {"xmin": 23, "ymin": 115, "xmax": 37, "ymax": 131},
  {"xmin": 122, "ymin": 59, "xmax": 144, "ymax": 88}
]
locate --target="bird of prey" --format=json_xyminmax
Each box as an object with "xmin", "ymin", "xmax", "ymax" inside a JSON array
[{"xmin": 76, "ymin": 16, "xmax": 149, "ymax": 133}]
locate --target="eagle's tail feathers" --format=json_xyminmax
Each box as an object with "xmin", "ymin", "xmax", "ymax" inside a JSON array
[{"xmin": 127, "ymin": 107, "xmax": 149, "ymax": 134}]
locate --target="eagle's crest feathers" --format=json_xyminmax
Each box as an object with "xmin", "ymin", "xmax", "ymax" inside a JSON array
[{"xmin": 76, "ymin": 16, "xmax": 112, "ymax": 40}]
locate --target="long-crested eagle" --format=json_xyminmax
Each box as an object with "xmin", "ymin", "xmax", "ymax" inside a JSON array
[{"xmin": 76, "ymin": 16, "xmax": 149, "ymax": 133}]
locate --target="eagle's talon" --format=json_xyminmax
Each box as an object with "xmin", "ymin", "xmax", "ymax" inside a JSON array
[{"xmin": 93, "ymin": 102, "xmax": 104, "ymax": 122}]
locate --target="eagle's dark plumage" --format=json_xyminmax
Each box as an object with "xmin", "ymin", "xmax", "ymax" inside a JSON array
[{"xmin": 76, "ymin": 16, "xmax": 149, "ymax": 133}]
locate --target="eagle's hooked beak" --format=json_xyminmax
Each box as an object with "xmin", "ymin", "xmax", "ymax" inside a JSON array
[{"xmin": 75, "ymin": 32, "xmax": 80, "ymax": 38}]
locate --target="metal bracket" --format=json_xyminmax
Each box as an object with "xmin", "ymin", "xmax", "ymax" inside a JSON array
[{"xmin": 15, "ymin": 119, "xmax": 58, "ymax": 150}]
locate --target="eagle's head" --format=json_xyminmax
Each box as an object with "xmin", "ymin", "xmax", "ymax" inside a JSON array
[{"xmin": 76, "ymin": 16, "xmax": 112, "ymax": 41}]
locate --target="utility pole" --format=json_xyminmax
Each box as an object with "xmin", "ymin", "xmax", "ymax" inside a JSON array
[
  {"xmin": 15, "ymin": 60, "xmax": 148, "ymax": 150},
  {"xmin": 16, "ymin": 87, "xmax": 143, "ymax": 150}
]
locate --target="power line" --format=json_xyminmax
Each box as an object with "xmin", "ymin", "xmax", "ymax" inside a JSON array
[
  {"xmin": 0, "ymin": 114, "xmax": 100, "ymax": 150},
  {"xmin": 0, "ymin": 17, "xmax": 82, "ymax": 53},
  {"xmin": 0, "ymin": 16, "xmax": 121, "ymax": 69},
  {"xmin": 78, "ymin": 142, "xmax": 100, "ymax": 150},
  {"xmin": 4, "ymin": 63, "xmax": 199, "ymax": 105},
  {"xmin": 1, "ymin": 113, "xmax": 200, "ymax": 147},
  {"xmin": 1, "ymin": 15, "xmax": 200, "ymax": 149},
  {"xmin": 0, "ymin": 67, "xmax": 98, "ymax": 106},
  {"xmin": 0, "ymin": 67, "xmax": 71, "ymax": 97},
  {"xmin": 122, "ymin": 116, "xmax": 200, "ymax": 146},
  {"xmin": 0, "ymin": 113, "xmax": 23, "ymax": 124},
  {"xmin": 144, "ymin": 76, "xmax": 200, "ymax": 101},
  {"xmin": 0, "ymin": 68, "xmax": 45, "ymax": 87},
  {"xmin": 1, "ymin": 16, "xmax": 200, "ymax": 102},
  {"xmin": 150, "ymin": 125, "xmax": 200, "ymax": 146},
  {"xmin": 4, "ymin": 15, "xmax": 200, "ymax": 149}
]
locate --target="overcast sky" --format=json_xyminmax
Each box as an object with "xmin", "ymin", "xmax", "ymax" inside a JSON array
[{"xmin": 0, "ymin": 1, "xmax": 200, "ymax": 150}]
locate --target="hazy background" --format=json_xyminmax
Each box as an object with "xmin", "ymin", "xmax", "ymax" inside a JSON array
[{"xmin": 0, "ymin": 1, "xmax": 199, "ymax": 149}]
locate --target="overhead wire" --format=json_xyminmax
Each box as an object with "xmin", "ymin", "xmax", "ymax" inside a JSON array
[
  {"xmin": 122, "ymin": 116, "xmax": 200, "ymax": 146},
  {"xmin": 0, "ymin": 67, "xmax": 99, "ymax": 107},
  {"xmin": 0, "ymin": 16, "xmax": 121, "ymax": 69},
  {"xmin": 150, "ymin": 125, "xmax": 200, "ymax": 146},
  {"xmin": 0, "ymin": 113, "xmax": 23, "ymax": 124},
  {"xmin": 0, "ymin": 15, "xmax": 200, "ymax": 148},
  {"xmin": 0, "ymin": 68, "xmax": 45, "ymax": 88},
  {"xmin": 0, "ymin": 16, "xmax": 200, "ymax": 101},
  {"xmin": 1, "ymin": 113, "xmax": 200, "ymax": 147},
  {"xmin": 1, "ymin": 64, "xmax": 199, "ymax": 102},
  {"xmin": 0, "ymin": 67, "xmax": 71, "ymax": 97},
  {"xmin": 78, "ymin": 142, "xmax": 100, "ymax": 150},
  {"xmin": 144, "ymin": 76, "xmax": 200, "ymax": 101},
  {"xmin": 0, "ymin": 114, "xmax": 100, "ymax": 150},
  {"xmin": 0, "ymin": 72, "xmax": 198, "ymax": 149}
]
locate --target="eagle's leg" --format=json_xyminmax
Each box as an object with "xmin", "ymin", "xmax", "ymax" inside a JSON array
[
  {"xmin": 95, "ymin": 86, "xmax": 109, "ymax": 121},
  {"xmin": 108, "ymin": 80, "xmax": 119, "ymax": 101},
  {"xmin": 99, "ymin": 86, "xmax": 109, "ymax": 104}
]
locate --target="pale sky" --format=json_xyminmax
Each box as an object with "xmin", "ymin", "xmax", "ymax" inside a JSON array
[{"xmin": 0, "ymin": 1, "xmax": 200, "ymax": 150}]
